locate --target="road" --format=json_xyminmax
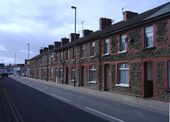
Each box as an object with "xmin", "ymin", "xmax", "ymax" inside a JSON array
[{"xmin": 1, "ymin": 77, "xmax": 169, "ymax": 122}]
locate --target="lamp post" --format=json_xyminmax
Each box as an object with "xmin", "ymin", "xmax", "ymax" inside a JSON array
[
  {"xmin": 14, "ymin": 53, "xmax": 16, "ymax": 64},
  {"xmin": 27, "ymin": 43, "xmax": 30, "ymax": 60},
  {"xmin": 27, "ymin": 43, "xmax": 30, "ymax": 78},
  {"xmin": 71, "ymin": 6, "xmax": 77, "ymax": 87}
]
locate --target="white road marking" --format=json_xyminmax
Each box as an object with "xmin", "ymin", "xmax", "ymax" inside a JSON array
[
  {"xmin": 86, "ymin": 107, "xmax": 125, "ymax": 122},
  {"xmin": 50, "ymin": 93, "xmax": 72, "ymax": 102}
]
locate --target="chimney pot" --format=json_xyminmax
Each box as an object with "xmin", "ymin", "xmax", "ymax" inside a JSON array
[
  {"xmin": 70, "ymin": 33, "xmax": 80, "ymax": 42},
  {"xmin": 123, "ymin": 11, "xmax": 138, "ymax": 21},
  {"xmin": 99, "ymin": 18, "xmax": 112, "ymax": 30},
  {"xmin": 83, "ymin": 29, "xmax": 93, "ymax": 37}
]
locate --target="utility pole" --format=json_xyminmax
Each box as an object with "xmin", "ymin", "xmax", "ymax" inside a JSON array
[{"xmin": 27, "ymin": 43, "xmax": 30, "ymax": 60}]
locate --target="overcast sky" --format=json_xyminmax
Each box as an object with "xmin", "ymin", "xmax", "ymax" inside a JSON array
[{"xmin": 0, "ymin": 0, "xmax": 169, "ymax": 65}]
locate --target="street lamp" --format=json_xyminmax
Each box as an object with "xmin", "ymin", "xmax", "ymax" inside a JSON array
[
  {"xmin": 26, "ymin": 43, "xmax": 30, "ymax": 78},
  {"xmin": 27, "ymin": 43, "xmax": 30, "ymax": 60},
  {"xmin": 71, "ymin": 6, "xmax": 77, "ymax": 87}
]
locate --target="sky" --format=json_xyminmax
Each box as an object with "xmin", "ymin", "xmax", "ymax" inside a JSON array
[{"xmin": 0, "ymin": 0, "xmax": 169, "ymax": 65}]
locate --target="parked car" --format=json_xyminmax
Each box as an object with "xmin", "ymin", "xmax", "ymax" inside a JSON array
[{"xmin": 1, "ymin": 72, "xmax": 8, "ymax": 77}]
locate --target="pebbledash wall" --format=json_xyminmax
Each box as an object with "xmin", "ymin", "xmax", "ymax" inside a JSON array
[{"xmin": 27, "ymin": 2, "xmax": 170, "ymax": 101}]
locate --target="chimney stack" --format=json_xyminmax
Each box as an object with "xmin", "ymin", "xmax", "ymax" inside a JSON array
[
  {"xmin": 61, "ymin": 38, "xmax": 69, "ymax": 46},
  {"xmin": 83, "ymin": 29, "xmax": 93, "ymax": 37},
  {"xmin": 54, "ymin": 41, "xmax": 61, "ymax": 48},
  {"xmin": 43, "ymin": 47, "xmax": 48, "ymax": 52},
  {"xmin": 70, "ymin": 33, "xmax": 80, "ymax": 42},
  {"xmin": 123, "ymin": 11, "xmax": 138, "ymax": 21},
  {"xmin": 99, "ymin": 18, "xmax": 112, "ymax": 30},
  {"xmin": 48, "ymin": 45, "xmax": 54, "ymax": 50},
  {"xmin": 40, "ymin": 49, "xmax": 43, "ymax": 54}
]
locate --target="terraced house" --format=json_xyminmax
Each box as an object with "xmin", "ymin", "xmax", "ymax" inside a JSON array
[{"xmin": 27, "ymin": 2, "xmax": 170, "ymax": 101}]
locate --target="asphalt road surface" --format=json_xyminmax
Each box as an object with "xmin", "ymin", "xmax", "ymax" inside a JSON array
[
  {"xmin": 1, "ymin": 77, "xmax": 169, "ymax": 122},
  {"xmin": 2, "ymin": 78, "xmax": 108, "ymax": 122}
]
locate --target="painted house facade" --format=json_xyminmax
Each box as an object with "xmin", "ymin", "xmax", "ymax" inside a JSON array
[{"xmin": 27, "ymin": 2, "xmax": 170, "ymax": 101}]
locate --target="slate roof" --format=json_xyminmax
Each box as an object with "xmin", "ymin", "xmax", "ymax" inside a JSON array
[{"xmin": 30, "ymin": 2, "xmax": 170, "ymax": 60}]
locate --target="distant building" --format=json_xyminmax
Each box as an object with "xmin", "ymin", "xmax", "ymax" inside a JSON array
[
  {"xmin": 13, "ymin": 64, "xmax": 26, "ymax": 76},
  {"xmin": 0, "ymin": 63, "xmax": 5, "ymax": 75}
]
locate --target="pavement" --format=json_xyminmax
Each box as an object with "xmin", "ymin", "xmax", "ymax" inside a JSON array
[{"xmin": 12, "ymin": 75, "xmax": 169, "ymax": 115}]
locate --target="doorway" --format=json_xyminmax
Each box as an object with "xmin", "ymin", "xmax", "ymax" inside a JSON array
[
  {"xmin": 66, "ymin": 67, "xmax": 68, "ymax": 84},
  {"xmin": 80, "ymin": 66, "xmax": 84, "ymax": 86},
  {"xmin": 104, "ymin": 64, "xmax": 110, "ymax": 91},
  {"xmin": 144, "ymin": 62, "xmax": 153, "ymax": 97}
]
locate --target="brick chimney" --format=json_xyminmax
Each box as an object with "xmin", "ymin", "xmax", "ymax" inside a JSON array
[
  {"xmin": 54, "ymin": 41, "xmax": 61, "ymax": 48},
  {"xmin": 48, "ymin": 45, "xmax": 54, "ymax": 50},
  {"xmin": 123, "ymin": 11, "xmax": 138, "ymax": 21},
  {"xmin": 99, "ymin": 18, "xmax": 112, "ymax": 30},
  {"xmin": 40, "ymin": 49, "xmax": 43, "ymax": 54},
  {"xmin": 43, "ymin": 47, "xmax": 48, "ymax": 52},
  {"xmin": 83, "ymin": 29, "xmax": 93, "ymax": 37},
  {"xmin": 61, "ymin": 38, "xmax": 69, "ymax": 45},
  {"xmin": 70, "ymin": 33, "xmax": 80, "ymax": 42}
]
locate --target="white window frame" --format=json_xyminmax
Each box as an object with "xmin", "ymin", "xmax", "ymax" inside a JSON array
[
  {"xmin": 65, "ymin": 49, "xmax": 69, "ymax": 61},
  {"xmin": 90, "ymin": 42, "xmax": 95, "ymax": 57},
  {"xmin": 116, "ymin": 64, "xmax": 129, "ymax": 87},
  {"xmin": 103, "ymin": 39, "xmax": 110, "ymax": 55},
  {"xmin": 60, "ymin": 52, "xmax": 63, "ymax": 60},
  {"xmin": 50, "ymin": 68, "xmax": 54, "ymax": 78},
  {"xmin": 71, "ymin": 67, "xmax": 76, "ymax": 81},
  {"xmin": 59, "ymin": 68, "xmax": 63, "ymax": 79},
  {"xmin": 145, "ymin": 26, "xmax": 154, "ymax": 48},
  {"xmin": 119, "ymin": 34, "xmax": 127, "ymax": 53},
  {"xmin": 89, "ymin": 65, "xmax": 97, "ymax": 84},
  {"xmin": 81, "ymin": 45, "xmax": 85, "ymax": 59}
]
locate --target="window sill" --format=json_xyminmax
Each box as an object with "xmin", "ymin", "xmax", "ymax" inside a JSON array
[
  {"xmin": 143, "ymin": 46, "xmax": 155, "ymax": 50},
  {"xmin": 65, "ymin": 60, "xmax": 69, "ymax": 62},
  {"xmin": 71, "ymin": 59, "xmax": 75, "ymax": 61},
  {"xmin": 89, "ymin": 55, "xmax": 95, "ymax": 58},
  {"xmin": 88, "ymin": 81, "xmax": 97, "ymax": 84},
  {"xmin": 116, "ymin": 83, "xmax": 129, "ymax": 87},
  {"xmin": 102, "ymin": 53, "xmax": 110, "ymax": 56},
  {"xmin": 70, "ymin": 79, "xmax": 75, "ymax": 82},
  {"xmin": 118, "ymin": 51, "xmax": 127, "ymax": 54}
]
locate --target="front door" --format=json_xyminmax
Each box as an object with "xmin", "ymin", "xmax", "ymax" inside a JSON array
[
  {"xmin": 80, "ymin": 66, "xmax": 84, "ymax": 86},
  {"xmin": 104, "ymin": 64, "xmax": 110, "ymax": 91},
  {"xmin": 144, "ymin": 62, "xmax": 153, "ymax": 97},
  {"xmin": 66, "ymin": 67, "xmax": 68, "ymax": 84}
]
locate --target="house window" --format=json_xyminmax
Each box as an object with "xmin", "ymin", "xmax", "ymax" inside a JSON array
[
  {"xmin": 60, "ymin": 52, "xmax": 63, "ymax": 61},
  {"xmin": 80, "ymin": 45, "xmax": 85, "ymax": 58},
  {"xmin": 65, "ymin": 49, "xmax": 69, "ymax": 60},
  {"xmin": 90, "ymin": 42, "xmax": 95, "ymax": 57},
  {"xmin": 49, "ymin": 55, "xmax": 53, "ymax": 65},
  {"xmin": 72, "ymin": 48, "xmax": 75, "ymax": 59},
  {"xmin": 145, "ymin": 26, "xmax": 153, "ymax": 48},
  {"xmin": 71, "ymin": 67, "xmax": 76, "ymax": 81},
  {"xmin": 59, "ymin": 68, "xmax": 63, "ymax": 79},
  {"xmin": 168, "ymin": 61, "xmax": 170, "ymax": 89},
  {"xmin": 103, "ymin": 39, "xmax": 110, "ymax": 55},
  {"xmin": 89, "ymin": 65, "xmax": 96, "ymax": 83},
  {"xmin": 51, "ymin": 68, "xmax": 53, "ymax": 78},
  {"xmin": 120, "ymin": 34, "xmax": 127, "ymax": 52},
  {"xmin": 117, "ymin": 64, "xmax": 129, "ymax": 86}
]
